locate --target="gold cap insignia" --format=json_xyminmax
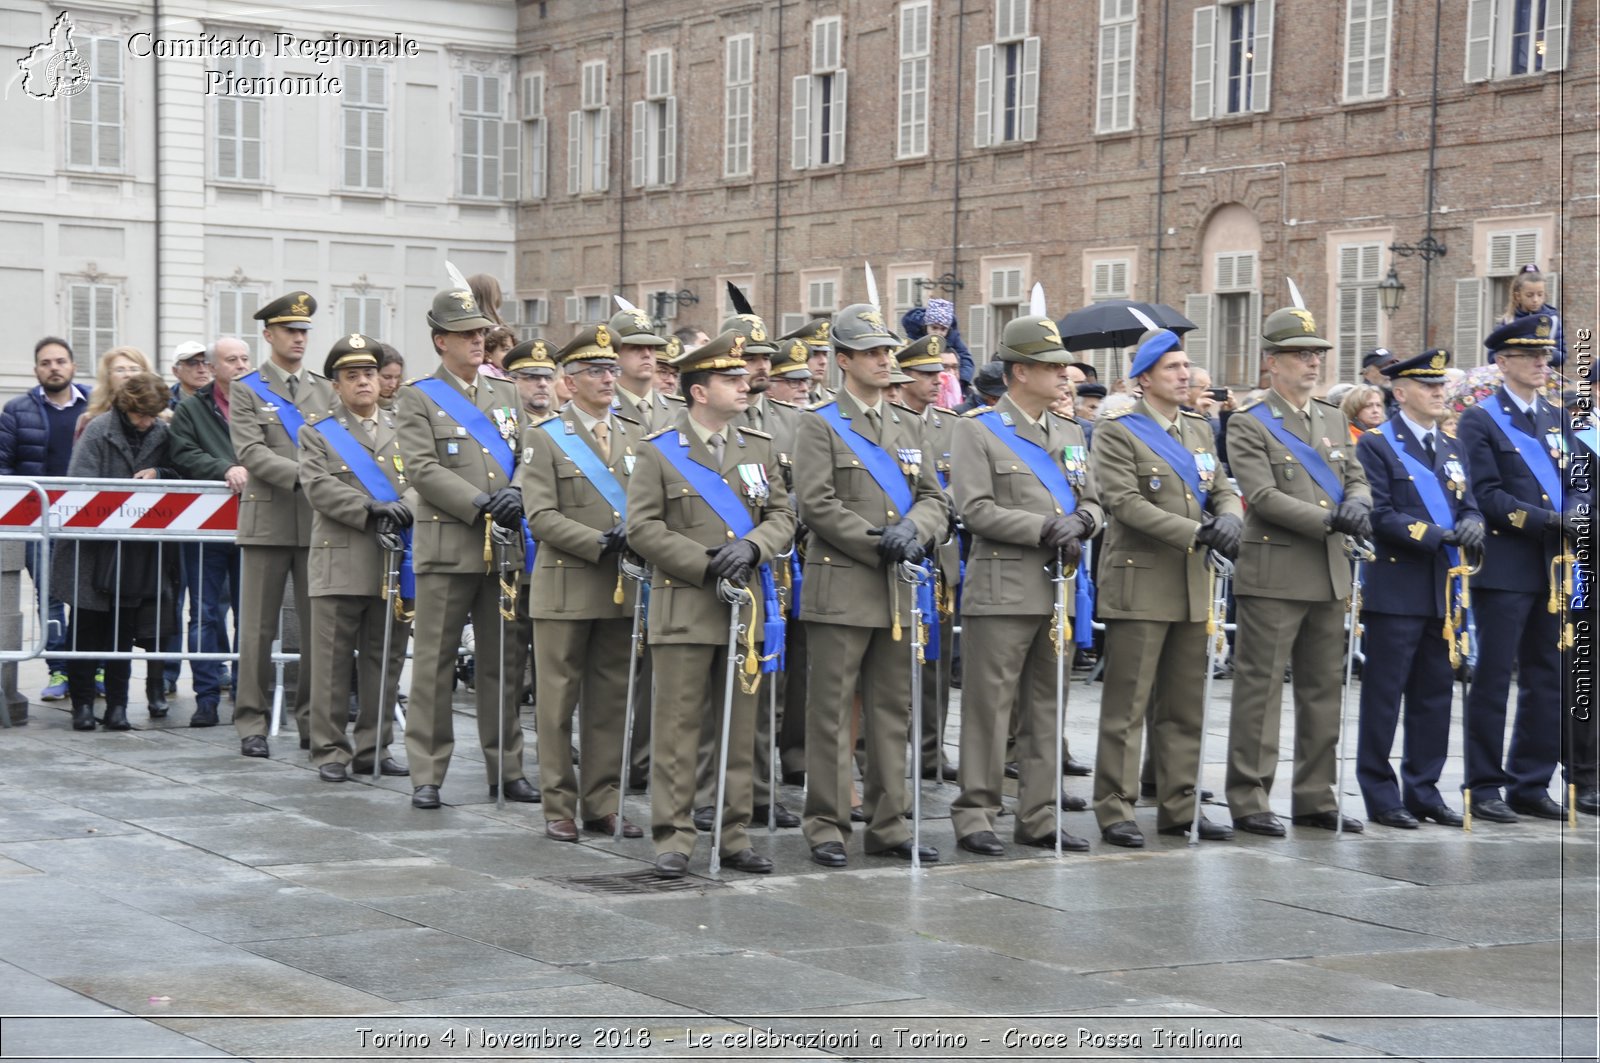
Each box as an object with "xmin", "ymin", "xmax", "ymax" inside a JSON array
[
  {"xmin": 862, "ymin": 310, "xmax": 885, "ymax": 331},
  {"xmin": 348, "ymin": 333, "xmax": 366, "ymax": 349},
  {"xmin": 1430, "ymin": 350, "xmax": 1447, "ymax": 370},
  {"xmin": 663, "ymin": 336, "xmax": 682, "ymax": 359},
  {"xmin": 1289, "ymin": 309, "xmax": 1317, "ymax": 334},
  {"xmin": 453, "ymin": 290, "xmax": 475, "ymax": 311},
  {"xmin": 731, "ymin": 334, "xmax": 745, "ymax": 357},
  {"xmin": 1041, "ymin": 319, "xmax": 1063, "ymax": 346},
  {"xmin": 816, "ymin": 321, "xmax": 830, "ymax": 341},
  {"xmin": 595, "ymin": 324, "xmax": 611, "ymax": 348},
  {"xmin": 928, "ymin": 335, "xmax": 942, "ymax": 356},
  {"xmin": 532, "ymin": 340, "xmax": 547, "ymax": 358},
  {"xmin": 631, "ymin": 311, "xmax": 652, "ymax": 332},
  {"xmin": 1537, "ymin": 321, "xmax": 1552, "ymax": 338},
  {"xmin": 290, "ymin": 295, "xmax": 310, "ymax": 316}
]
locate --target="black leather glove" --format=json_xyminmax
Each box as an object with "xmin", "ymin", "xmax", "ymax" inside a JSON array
[
  {"xmin": 1452, "ymin": 517, "xmax": 1485, "ymax": 551},
  {"xmin": 1563, "ymin": 510, "xmax": 1586, "ymax": 541},
  {"xmin": 483, "ymin": 487, "xmax": 524, "ymax": 529},
  {"xmin": 1194, "ymin": 513, "xmax": 1243, "ymax": 560},
  {"xmin": 705, "ymin": 540, "xmax": 760, "ymax": 584},
  {"xmin": 869, "ymin": 518, "xmax": 927, "ymax": 565},
  {"xmin": 1059, "ymin": 536, "xmax": 1083, "ymax": 570},
  {"xmin": 1063, "ymin": 510, "xmax": 1097, "ymax": 542},
  {"xmin": 1039, "ymin": 514, "xmax": 1076, "ymax": 549},
  {"xmin": 364, "ymin": 499, "xmax": 413, "ymax": 529},
  {"xmin": 1327, "ymin": 499, "xmax": 1372, "ymax": 539},
  {"xmin": 597, "ymin": 522, "xmax": 627, "ymax": 555}
]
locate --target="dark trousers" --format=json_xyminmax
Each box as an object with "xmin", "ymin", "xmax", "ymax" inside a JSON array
[
  {"xmin": 1563, "ymin": 621, "xmax": 1598, "ymax": 791},
  {"xmin": 1464, "ymin": 589, "xmax": 1560, "ymax": 803},
  {"xmin": 67, "ymin": 607, "xmax": 138, "ymax": 707},
  {"xmin": 1355, "ymin": 612, "xmax": 1452, "ymax": 817},
  {"xmin": 186, "ymin": 542, "xmax": 239, "ymax": 706},
  {"xmin": 25, "ymin": 542, "xmax": 69, "ymax": 675}
]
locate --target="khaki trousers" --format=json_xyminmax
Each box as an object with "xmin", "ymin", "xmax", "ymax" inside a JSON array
[
  {"xmin": 234, "ymin": 544, "xmax": 311, "ymax": 739},
  {"xmin": 307, "ymin": 594, "xmax": 407, "ymax": 767},
  {"xmin": 650, "ymin": 642, "xmax": 753, "ymax": 858},
  {"xmin": 533, "ymin": 616, "xmax": 631, "ymax": 822}
]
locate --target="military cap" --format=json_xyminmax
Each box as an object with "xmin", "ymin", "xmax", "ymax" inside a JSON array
[
  {"xmin": 1261, "ymin": 306, "xmax": 1333, "ymax": 351},
  {"xmin": 671, "ymin": 330, "xmax": 749, "ymax": 376},
  {"xmin": 323, "ymin": 333, "xmax": 382, "ymax": 378},
  {"xmin": 996, "ymin": 314, "xmax": 1073, "ymax": 364},
  {"xmin": 426, "ymin": 288, "xmax": 495, "ymax": 333},
  {"xmin": 971, "ymin": 360, "xmax": 1008, "ymax": 398},
  {"xmin": 1128, "ymin": 328, "xmax": 1182, "ymax": 377},
  {"xmin": 555, "ymin": 323, "xmax": 621, "ymax": 366},
  {"xmin": 1076, "ymin": 382, "xmax": 1108, "ymax": 399},
  {"xmin": 779, "ymin": 317, "xmax": 833, "ymax": 351},
  {"xmin": 504, "ymin": 338, "xmax": 556, "ymax": 376},
  {"xmin": 887, "ymin": 366, "xmax": 913, "ymax": 385},
  {"xmin": 897, "ymin": 334, "xmax": 945, "ymax": 373},
  {"xmin": 719, "ymin": 313, "xmax": 778, "ymax": 356},
  {"xmin": 607, "ymin": 307, "xmax": 668, "ymax": 347},
  {"xmin": 1380, "ymin": 347, "xmax": 1451, "ymax": 383},
  {"xmin": 771, "ymin": 337, "xmax": 813, "ymax": 379},
  {"xmin": 831, "ymin": 304, "xmax": 899, "ymax": 352},
  {"xmin": 254, "ymin": 291, "xmax": 316, "ymax": 330},
  {"xmin": 1485, "ymin": 313, "xmax": 1556, "ymax": 352},
  {"xmin": 1362, "ymin": 347, "xmax": 1395, "ymax": 369}
]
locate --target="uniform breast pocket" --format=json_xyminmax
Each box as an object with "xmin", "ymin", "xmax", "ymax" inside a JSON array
[
  {"xmin": 802, "ymin": 551, "xmax": 851, "ymax": 616},
  {"xmin": 973, "ymin": 543, "xmax": 1025, "ymax": 604},
  {"xmin": 834, "ymin": 456, "xmax": 872, "ymax": 501},
  {"xmin": 993, "ymin": 461, "xmax": 1025, "ymax": 506},
  {"xmin": 433, "ymin": 426, "xmax": 471, "ymax": 468},
  {"xmin": 555, "ymin": 464, "xmax": 590, "ymax": 510},
  {"xmin": 316, "ymin": 525, "xmax": 350, "ymax": 549},
  {"xmin": 1239, "ymin": 536, "xmax": 1289, "ymax": 587},
  {"xmin": 1112, "ymin": 551, "xmax": 1154, "ymax": 602},
  {"xmin": 1137, "ymin": 463, "xmax": 1175, "ymax": 499},
  {"xmin": 1268, "ymin": 455, "xmax": 1303, "ymax": 493},
  {"xmin": 262, "ymin": 418, "xmax": 293, "ymax": 449},
  {"xmin": 666, "ymin": 482, "xmax": 706, "ymax": 528}
]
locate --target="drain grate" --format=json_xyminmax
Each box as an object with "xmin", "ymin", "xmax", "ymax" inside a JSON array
[{"xmin": 553, "ymin": 868, "xmax": 730, "ymax": 896}]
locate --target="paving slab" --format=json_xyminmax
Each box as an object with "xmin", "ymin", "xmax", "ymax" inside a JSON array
[
  {"xmin": 265, "ymin": 856, "xmax": 507, "ymax": 900},
  {"xmin": 608, "ymin": 890, "xmax": 921, "ymax": 953},
  {"xmin": 1272, "ymin": 877, "xmax": 1594, "ymax": 946},
  {"xmin": 132, "ymin": 811, "xmax": 422, "ymax": 866},
  {"xmin": 112, "ymin": 880, "xmax": 416, "ymax": 943},
  {"xmin": 1306, "ymin": 939, "xmax": 1599, "ymax": 1015},
  {"xmin": 584, "ymin": 952, "xmax": 922, "ymax": 1013}
]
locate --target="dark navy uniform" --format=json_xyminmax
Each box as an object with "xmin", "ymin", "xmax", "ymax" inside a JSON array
[
  {"xmin": 1353, "ymin": 350, "xmax": 1483, "ymax": 824},
  {"xmin": 1563, "ymin": 418, "xmax": 1596, "ymax": 812},
  {"xmin": 1455, "ymin": 316, "xmax": 1566, "ymax": 818}
]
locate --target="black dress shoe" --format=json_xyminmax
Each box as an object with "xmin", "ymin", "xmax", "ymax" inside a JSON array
[
  {"xmin": 1576, "ymin": 789, "xmax": 1600, "ymax": 817},
  {"xmin": 352, "ymin": 757, "xmax": 409, "ymax": 777},
  {"xmin": 849, "ymin": 805, "xmax": 865, "ymax": 823},
  {"xmin": 872, "ymin": 840, "xmax": 939, "ymax": 863},
  {"xmin": 298, "ymin": 732, "xmax": 311, "ymax": 750},
  {"xmin": 1470, "ymin": 797, "xmax": 1519, "ymax": 823},
  {"xmin": 752, "ymin": 803, "xmax": 800, "ymax": 828},
  {"xmin": 957, "ymin": 830, "xmax": 1005, "ymax": 856},
  {"xmin": 71, "ymin": 703, "xmax": 96, "ymax": 731},
  {"xmin": 101, "ymin": 705, "xmax": 131, "ymax": 731},
  {"xmin": 1292, "ymin": 810, "xmax": 1365, "ymax": 833},
  {"xmin": 189, "ymin": 704, "xmax": 218, "ymax": 728},
  {"xmin": 626, "ymin": 770, "xmax": 650, "ymax": 793},
  {"xmin": 1407, "ymin": 803, "xmax": 1464, "ymax": 827},
  {"xmin": 318, "ymin": 763, "xmax": 349, "ymax": 783},
  {"xmin": 240, "ymin": 735, "xmax": 270, "ymax": 758},
  {"xmin": 1233, "ymin": 811, "xmax": 1286, "ymax": 836},
  {"xmin": 1159, "ymin": 816, "xmax": 1234, "ymax": 841},
  {"xmin": 722, "ymin": 848, "xmax": 774, "ymax": 874},
  {"xmin": 1004, "ymin": 761, "xmax": 1020, "ymax": 779},
  {"xmin": 654, "ymin": 851, "xmax": 689, "ymax": 879},
  {"xmin": 1371, "ymin": 807, "xmax": 1419, "ymax": 829},
  {"xmin": 1063, "ymin": 754, "xmax": 1092, "ymax": 777},
  {"xmin": 490, "ymin": 778, "xmax": 541, "ymax": 803},
  {"xmin": 921, "ymin": 762, "xmax": 960, "ymax": 782},
  {"xmin": 1508, "ymin": 793, "xmax": 1565, "ymax": 820},
  {"xmin": 810, "ymin": 841, "xmax": 847, "ymax": 868},
  {"xmin": 411, "ymin": 784, "xmax": 441, "ymax": 809},
  {"xmin": 781, "ymin": 769, "xmax": 806, "ymax": 786},
  {"xmin": 545, "ymin": 818, "xmax": 579, "ymax": 842},
  {"xmin": 1101, "ymin": 820, "xmax": 1145, "ymax": 848},
  {"xmin": 1016, "ymin": 829, "xmax": 1090, "ymax": 852},
  {"xmin": 692, "ymin": 805, "xmax": 715, "ymax": 832},
  {"xmin": 1059, "ymin": 792, "xmax": 1089, "ymax": 812}
]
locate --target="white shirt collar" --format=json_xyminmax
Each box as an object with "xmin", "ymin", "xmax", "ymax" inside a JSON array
[
  {"xmin": 1504, "ymin": 388, "xmax": 1537, "ymax": 416},
  {"xmin": 1398, "ymin": 411, "xmax": 1437, "ymax": 444}
]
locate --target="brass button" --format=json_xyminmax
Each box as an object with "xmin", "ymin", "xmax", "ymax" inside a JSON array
[
  {"xmin": 886, "ymin": 510, "xmax": 896, "ymax": 518},
  {"xmin": 1319, "ymin": 500, "xmax": 1328, "ymax": 507},
  {"xmin": 726, "ymin": 531, "xmax": 735, "ymax": 540},
  {"xmin": 1262, "ymin": 535, "xmax": 1270, "ymax": 542},
  {"xmin": 823, "ymin": 556, "xmax": 832, "ymax": 562}
]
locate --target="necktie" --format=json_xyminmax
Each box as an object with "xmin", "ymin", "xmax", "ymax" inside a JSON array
[
  {"xmin": 708, "ymin": 432, "xmax": 725, "ymax": 468},
  {"xmin": 865, "ymin": 408, "xmax": 881, "ymax": 437},
  {"xmin": 1168, "ymin": 424, "xmax": 1182, "ymax": 442},
  {"xmin": 467, "ymin": 383, "xmax": 478, "ymax": 403},
  {"xmin": 286, "ymin": 375, "xmax": 298, "ymax": 403},
  {"xmin": 362, "ymin": 417, "xmax": 377, "ymax": 442},
  {"xmin": 593, "ymin": 420, "xmax": 611, "ymax": 461},
  {"xmin": 1422, "ymin": 431, "xmax": 1435, "ymax": 466},
  {"xmin": 748, "ymin": 402, "xmax": 763, "ymax": 431}
]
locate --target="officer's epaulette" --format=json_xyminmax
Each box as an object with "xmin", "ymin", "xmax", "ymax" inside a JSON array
[
  {"xmin": 402, "ymin": 376, "xmax": 427, "ymax": 387},
  {"xmin": 1234, "ymin": 393, "xmax": 1265, "ymax": 412},
  {"xmin": 770, "ymin": 397, "xmax": 800, "ymax": 409},
  {"xmin": 889, "ymin": 400, "xmax": 915, "ymax": 415},
  {"xmin": 738, "ymin": 426, "xmax": 773, "ymax": 441},
  {"xmin": 1178, "ymin": 408, "xmax": 1210, "ymax": 421},
  {"xmin": 613, "ymin": 409, "xmax": 644, "ymax": 427},
  {"xmin": 1100, "ymin": 406, "xmax": 1134, "ymax": 421},
  {"xmin": 934, "ymin": 405, "xmax": 958, "ymax": 416},
  {"xmin": 643, "ymin": 427, "xmax": 674, "ymax": 441},
  {"xmin": 663, "ymin": 392, "xmax": 686, "ymax": 404},
  {"xmin": 1313, "ymin": 396, "xmax": 1340, "ymax": 409},
  {"xmin": 962, "ymin": 407, "xmax": 987, "ymax": 417},
  {"xmin": 807, "ymin": 399, "xmax": 836, "ymax": 411}
]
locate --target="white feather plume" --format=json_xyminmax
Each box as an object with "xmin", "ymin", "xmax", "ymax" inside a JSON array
[
  {"xmin": 864, "ymin": 260, "xmax": 880, "ymax": 311},
  {"xmin": 613, "ymin": 294, "xmax": 639, "ymax": 313},
  {"xmin": 1029, "ymin": 283, "xmax": 1047, "ymax": 318},
  {"xmin": 445, "ymin": 260, "xmax": 471, "ymax": 293},
  {"xmin": 1285, "ymin": 277, "xmax": 1306, "ymax": 311},
  {"xmin": 1127, "ymin": 305, "xmax": 1160, "ymax": 333}
]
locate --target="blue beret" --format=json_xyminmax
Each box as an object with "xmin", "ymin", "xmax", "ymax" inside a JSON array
[{"xmin": 1129, "ymin": 329, "xmax": 1181, "ymax": 378}]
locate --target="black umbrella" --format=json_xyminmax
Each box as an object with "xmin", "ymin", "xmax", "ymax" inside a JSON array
[{"xmin": 1056, "ymin": 300, "xmax": 1196, "ymax": 352}]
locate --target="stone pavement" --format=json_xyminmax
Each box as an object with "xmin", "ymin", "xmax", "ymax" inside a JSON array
[{"xmin": 0, "ymin": 655, "xmax": 1595, "ymax": 1062}]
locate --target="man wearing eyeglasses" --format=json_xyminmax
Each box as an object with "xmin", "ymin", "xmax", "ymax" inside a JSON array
[{"xmin": 1222, "ymin": 305, "xmax": 1372, "ymax": 838}]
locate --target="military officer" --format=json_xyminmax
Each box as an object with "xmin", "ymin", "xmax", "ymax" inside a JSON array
[
  {"xmin": 394, "ymin": 288, "xmax": 533, "ymax": 809},
  {"xmin": 1224, "ymin": 306, "xmax": 1373, "ymax": 836},
  {"xmin": 506, "ymin": 339, "xmax": 558, "ymax": 422},
  {"xmin": 625, "ymin": 331, "xmax": 796, "ymax": 878},
  {"xmin": 768, "ymin": 340, "xmax": 815, "ymax": 406},
  {"xmin": 779, "ymin": 318, "xmax": 835, "ymax": 405},
  {"xmin": 948, "ymin": 315, "xmax": 1103, "ymax": 856},
  {"xmin": 1088, "ymin": 330, "xmax": 1243, "ymax": 847},
  {"xmin": 296, "ymin": 334, "xmax": 413, "ymax": 783},
  {"xmin": 1353, "ymin": 348, "xmax": 1484, "ymax": 828},
  {"xmin": 516, "ymin": 324, "xmax": 644, "ymax": 841},
  {"xmin": 1456, "ymin": 314, "xmax": 1570, "ymax": 822},
  {"xmin": 795, "ymin": 304, "xmax": 951, "ymax": 867},
  {"xmin": 231, "ymin": 291, "xmax": 336, "ymax": 758},
  {"xmin": 610, "ymin": 308, "xmax": 680, "ymax": 432},
  {"xmin": 892, "ymin": 335, "xmax": 961, "ymax": 783},
  {"xmin": 1565, "ymin": 405, "xmax": 1597, "ymax": 816},
  {"xmin": 769, "ymin": 339, "xmax": 816, "ymax": 782}
]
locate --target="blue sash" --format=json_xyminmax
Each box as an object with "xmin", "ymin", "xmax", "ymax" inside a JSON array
[
  {"xmin": 1481, "ymin": 397, "xmax": 1564, "ymax": 506},
  {"xmin": 411, "ymin": 378, "xmax": 532, "ymax": 572},
  {"xmin": 1375, "ymin": 423, "xmax": 1459, "ymax": 582},
  {"xmin": 310, "ymin": 416, "xmax": 415, "ymax": 599},
  {"xmin": 1245, "ymin": 403, "xmax": 1345, "ymax": 505},
  {"xmin": 646, "ymin": 434, "xmax": 784, "ymax": 673},
  {"xmin": 1117, "ymin": 412, "xmax": 1208, "ymax": 509},
  {"xmin": 972, "ymin": 410, "xmax": 1079, "ymax": 515},
  {"xmin": 1075, "ymin": 542, "xmax": 1096, "ymax": 649},
  {"xmin": 814, "ymin": 402, "xmax": 914, "ymax": 514},
  {"xmin": 540, "ymin": 418, "xmax": 628, "ymax": 516},
  {"xmin": 241, "ymin": 372, "xmax": 307, "ymax": 448}
]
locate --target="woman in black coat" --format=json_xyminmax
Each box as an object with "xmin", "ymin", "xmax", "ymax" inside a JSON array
[{"xmin": 53, "ymin": 372, "xmax": 181, "ymax": 730}]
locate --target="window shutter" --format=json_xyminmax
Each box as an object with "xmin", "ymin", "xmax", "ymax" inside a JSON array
[
  {"xmin": 565, "ymin": 295, "xmax": 581, "ymax": 324},
  {"xmin": 631, "ymin": 100, "xmax": 647, "ymax": 188},
  {"xmin": 663, "ymin": 97, "xmax": 677, "ymax": 185},
  {"xmin": 567, "ymin": 111, "xmax": 581, "ymax": 193},
  {"xmin": 792, "ymin": 74, "xmax": 812, "ymax": 169},
  {"xmin": 1245, "ymin": 291, "xmax": 1262, "ymax": 379},
  {"xmin": 1513, "ymin": 231, "xmax": 1539, "ymax": 269},
  {"xmin": 1251, "ymin": 0, "xmax": 1274, "ymax": 112},
  {"xmin": 1455, "ymin": 277, "xmax": 1484, "ymax": 369},
  {"xmin": 966, "ymin": 306, "xmax": 990, "ymax": 360},
  {"xmin": 1191, "ymin": 6, "xmax": 1216, "ymax": 120},
  {"xmin": 528, "ymin": 117, "xmax": 546, "ymax": 199},
  {"xmin": 501, "ymin": 122, "xmax": 519, "ymax": 199},
  {"xmin": 1545, "ymin": 273, "xmax": 1560, "ymax": 311},
  {"xmin": 481, "ymin": 118, "xmax": 500, "ymax": 198},
  {"xmin": 595, "ymin": 106, "xmax": 610, "ymax": 191},
  {"xmin": 1184, "ymin": 293, "xmax": 1212, "ymax": 368},
  {"xmin": 1018, "ymin": 36, "xmax": 1040, "ymax": 141},
  {"xmin": 1545, "ymin": 0, "xmax": 1569, "ymax": 71},
  {"xmin": 974, "ymin": 45, "xmax": 994, "ymax": 148},
  {"xmin": 1343, "ymin": 0, "xmax": 1366, "ymax": 99},
  {"xmin": 217, "ymin": 100, "xmax": 238, "ymax": 179},
  {"xmin": 1464, "ymin": 0, "xmax": 1493, "ymax": 82},
  {"xmin": 830, "ymin": 70, "xmax": 848, "ymax": 163},
  {"xmin": 780, "ymin": 313, "xmax": 806, "ymax": 334}
]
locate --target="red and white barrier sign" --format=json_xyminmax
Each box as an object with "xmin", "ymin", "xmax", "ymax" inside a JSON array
[{"xmin": 0, "ymin": 485, "xmax": 237, "ymax": 532}]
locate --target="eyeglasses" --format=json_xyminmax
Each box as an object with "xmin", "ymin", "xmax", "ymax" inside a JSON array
[
  {"xmin": 571, "ymin": 365, "xmax": 621, "ymax": 379},
  {"xmin": 1273, "ymin": 350, "xmax": 1326, "ymax": 364}
]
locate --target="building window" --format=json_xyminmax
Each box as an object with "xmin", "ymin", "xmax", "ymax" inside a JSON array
[
  {"xmin": 897, "ymin": 2, "xmax": 931, "ymax": 158},
  {"xmin": 1096, "ymin": 0, "xmax": 1137, "ymax": 133},
  {"xmin": 1336, "ymin": 243, "xmax": 1384, "ymax": 383},
  {"xmin": 1191, "ymin": 0, "xmax": 1274, "ymax": 119},
  {"xmin": 793, "ymin": 16, "xmax": 848, "ymax": 169},
  {"xmin": 718, "ymin": 276, "xmax": 756, "ymax": 322},
  {"xmin": 569, "ymin": 60, "xmax": 611, "ymax": 194},
  {"xmin": 215, "ymin": 286, "xmax": 261, "ymax": 356},
  {"xmin": 724, "ymin": 36, "xmax": 754, "ymax": 178},
  {"xmin": 1342, "ymin": 0, "xmax": 1392, "ymax": 101},
  {"xmin": 801, "ymin": 271, "xmax": 841, "ymax": 318},
  {"xmin": 1454, "ymin": 228, "xmax": 1551, "ymax": 368},
  {"xmin": 517, "ymin": 294, "xmax": 549, "ymax": 340},
  {"xmin": 1085, "ymin": 257, "xmax": 1132, "ymax": 378},
  {"xmin": 891, "ymin": 265, "xmax": 935, "ymax": 315},
  {"xmin": 564, "ymin": 290, "xmax": 608, "ymax": 325},
  {"xmin": 339, "ymin": 292, "xmax": 386, "ymax": 337},
  {"xmin": 966, "ymin": 259, "xmax": 1028, "ymax": 360},
  {"xmin": 68, "ymin": 282, "xmax": 117, "ymax": 361},
  {"xmin": 66, "ymin": 34, "xmax": 122, "ymax": 172},
  {"xmin": 1184, "ymin": 252, "xmax": 1260, "ymax": 388},
  {"xmin": 521, "ymin": 72, "xmax": 547, "ymax": 200},
  {"xmin": 1466, "ymin": 0, "xmax": 1570, "ymax": 81},
  {"xmin": 974, "ymin": 0, "xmax": 1040, "ymax": 147},
  {"xmin": 213, "ymin": 53, "xmax": 264, "ymax": 182},
  {"xmin": 631, "ymin": 50, "xmax": 677, "ymax": 188},
  {"xmin": 461, "ymin": 72, "xmax": 517, "ymax": 199},
  {"xmin": 342, "ymin": 62, "xmax": 386, "ymax": 191}
]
